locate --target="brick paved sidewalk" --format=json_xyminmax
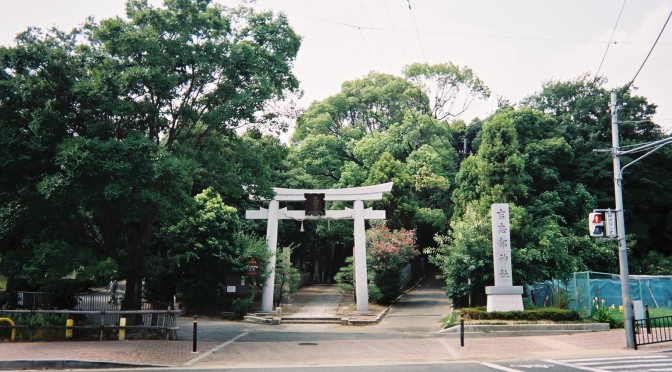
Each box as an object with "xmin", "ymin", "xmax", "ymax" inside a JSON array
[{"xmin": 2, "ymin": 324, "xmax": 672, "ymax": 369}]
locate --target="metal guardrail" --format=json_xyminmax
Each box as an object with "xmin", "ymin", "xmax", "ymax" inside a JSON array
[
  {"xmin": 632, "ymin": 314, "xmax": 672, "ymax": 350},
  {"xmin": 0, "ymin": 309, "xmax": 181, "ymax": 342}
]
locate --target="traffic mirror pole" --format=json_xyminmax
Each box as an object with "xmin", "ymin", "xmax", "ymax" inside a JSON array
[{"xmin": 611, "ymin": 91, "xmax": 635, "ymax": 349}]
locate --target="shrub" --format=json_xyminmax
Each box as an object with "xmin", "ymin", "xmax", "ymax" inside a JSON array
[
  {"xmin": 334, "ymin": 256, "xmax": 381, "ymax": 302},
  {"xmin": 460, "ymin": 307, "xmax": 580, "ymax": 322},
  {"xmin": 231, "ymin": 293, "xmax": 255, "ymax": 318},
  {"xmin": 591, "ymin": 296, "xmax": 618, "ymax": 328},
  {"xmin": 366, "ymin": 225, "xmax": 417, "ymax": 304}
]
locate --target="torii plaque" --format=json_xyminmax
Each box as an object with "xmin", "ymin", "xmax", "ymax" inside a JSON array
[{"xmin": 246, "ymin": 183, "xmax": 393, "ymax": 313}]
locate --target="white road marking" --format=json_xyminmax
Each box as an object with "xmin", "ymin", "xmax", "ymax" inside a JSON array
[{"xmin": 183, "ymin": 331, "xmax": 249, "ymax": 366}]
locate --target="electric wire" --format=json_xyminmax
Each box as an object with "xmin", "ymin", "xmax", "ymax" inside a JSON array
[
  {"xmin": 357, "ymin": 27, "xmax": 377, "ymax": 67},
  {"xmin": 619, "ymin": 136, "xmax": 672, "ymax": 155},
  {"xmin": 594, "ymin": 0, "xmax": 627, "ymax": 81},
  {"xmin": 382, "ymin": 0, "xmax": 409, "ymax": 64},
  {"xmin": 406, "ymin": 0, "xmax": 428, "ymax": 62},
  {"xmin": 359, "ymin": 0, "xmax": 392, "ymax": 70},
  {"xmin": 623, "ymin": 6, "xmax": 672, "ymax": 92},
  {"xmin": 274, "ymin": 9, "xmax": 661, "ymax": 46}
]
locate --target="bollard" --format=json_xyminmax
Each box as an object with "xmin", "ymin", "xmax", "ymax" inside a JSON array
[
  {"xmin": 65, "ymin": 319, "xmax": 74, "ymax": 339},
  {"xmin": 460, "ymin": 318, "xmax": 464, "ymax": 347},
  {"xmin": 119, "ymin": 318, "xmax": 126, "ymax": 341},
  {"xmin": 645, "ymin": 304, "xmax": 651, "ymax": 334},
  {"xmin": 632, "ymin": 315, "xmax": 638, "ymax": 350},
  {"xmin": 192, "ymin": 315, "xmax": 198, "ymax": 353}
]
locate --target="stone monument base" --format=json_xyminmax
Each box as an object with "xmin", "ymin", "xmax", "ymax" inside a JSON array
[{"xmin": 486, "ymin": 285, "xmax": 524, "ymax": 312}]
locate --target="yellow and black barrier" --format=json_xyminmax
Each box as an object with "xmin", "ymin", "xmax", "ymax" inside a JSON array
[{"xmin": 0, "ymin": 317, "xmax": 16, "ymax": 341}]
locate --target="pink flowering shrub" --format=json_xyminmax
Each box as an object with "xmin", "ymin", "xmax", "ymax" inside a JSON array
[
  {"xmin": 367, "ymin": 225, "xmax": 417, "ymax": 272},
  {"xmin": 334, "ymin": 225, "xmax": 418, "ymax": 304},
  {"xmin": 366, "ymin": 225, "xmax": 418, "ymax": 303}
]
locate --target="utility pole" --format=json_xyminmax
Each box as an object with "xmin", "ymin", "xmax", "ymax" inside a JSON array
[{"xmin": 610, "ymin": 91, "xmax": 635, "ymax": 349}]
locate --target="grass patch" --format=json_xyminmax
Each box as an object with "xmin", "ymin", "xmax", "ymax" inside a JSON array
[
  {"xmin": 611, "ymin": 307, "xmax": 672, "ymax": 325},
  {"xmin": 442, "ymin": 311, "xmax": 459, "ymax": 328}
]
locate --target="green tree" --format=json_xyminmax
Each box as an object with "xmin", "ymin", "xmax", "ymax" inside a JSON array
[
  {"xmin": 289, "ymin": 66, "xmax": 485, "ymax": 257},
  {"xmin": 522, "ymin": 76, "xmax": 672, "ymax": 263},
  {"xmin": 435, "ymin": 108, "xmax": 592, "ymax": 306},
  {"xmin": 366, "ymin": 153, "xmax": 417, "ymax": 230},
  {"xmin": 403, "ymin": 62, "xmax": 490, "ymax": 121},
  {"xmin": 0, "ymin": 0, "xmax": 300, "ymax": 311},
  {"xmin": 40, "ymin": 135, "xmax": 195, "ymax": 311},
  {"xmin": 147, "ymin": 187, "xmax": 268, "ymax": 314}
]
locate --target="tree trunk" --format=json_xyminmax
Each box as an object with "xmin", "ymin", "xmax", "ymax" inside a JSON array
[
  {"xmin": 121, "ymin": 264, "xmax": 144, "ymax": 325},
  {"xmin": 120, "ymin": 216, "xmax": 153, "ymax": 325}
]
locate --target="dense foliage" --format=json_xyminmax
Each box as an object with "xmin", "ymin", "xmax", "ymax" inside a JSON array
[
  {"xmin": 0, "ymin": 0, "xmax": 299, "ymax": 313},
  {"xmin": 460, "ymin": 307, "xmax": 581, "ymax": 322}
]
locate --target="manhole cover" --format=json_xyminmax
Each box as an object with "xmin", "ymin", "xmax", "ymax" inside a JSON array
[{"xmin": 298, "ymin": 342, "xmax": 319, "ymax": 346}]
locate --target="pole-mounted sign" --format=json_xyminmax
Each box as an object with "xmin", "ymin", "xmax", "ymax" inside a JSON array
[{"xmin": 588, "ymin": 209, "xmax": 618, "ymax": 239}]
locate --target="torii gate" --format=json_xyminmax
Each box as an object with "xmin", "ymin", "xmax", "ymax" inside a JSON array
[{"xmin": 246, "ymin": 182, "xmax": 393, "ymax": 313}]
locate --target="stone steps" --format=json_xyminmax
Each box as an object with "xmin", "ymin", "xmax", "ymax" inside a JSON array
[{"xmin": 280, "ymin": 317, "xmax": 343, "ymax": 324}]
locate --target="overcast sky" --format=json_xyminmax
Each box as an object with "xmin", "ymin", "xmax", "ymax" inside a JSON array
[{"xmin": 2, "ymin": 0, "xmax": 671, "ymax": 134}]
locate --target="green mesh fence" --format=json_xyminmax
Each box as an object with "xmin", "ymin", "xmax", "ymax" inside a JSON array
[{"xmin": 529, "ymin": 272, "xmax": 672, "ymax": 317}]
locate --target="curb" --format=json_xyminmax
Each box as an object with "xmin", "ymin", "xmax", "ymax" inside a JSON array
[
  {"xmin": 439, "ymin": 322, "xmax": 611, "ymax": 337},
  {"xmin": 0, "ymin": 360, "xmax": 166, "ymax": 371}
]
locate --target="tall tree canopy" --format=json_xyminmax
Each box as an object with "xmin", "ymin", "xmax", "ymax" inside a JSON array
[
  {"xmin": 0, "ymin": 0, "xmax": 300, "ymax": 311},
  {"xmin": 522, "ymin": 76, "xmax": 672, "ymax": 260},
  {"xmin": 288, "ymin": 66, "xmax": 490, "ymax": 257}
]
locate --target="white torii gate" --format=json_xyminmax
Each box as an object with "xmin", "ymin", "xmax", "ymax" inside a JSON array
[{"xmin": 246, "ymin": 182, "xmax": 393, "ymax": 313}]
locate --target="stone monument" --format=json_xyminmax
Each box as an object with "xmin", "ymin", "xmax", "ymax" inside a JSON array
[{"xmin": 486, "ymin": 203, "xmax": 524, "ymax": 312}]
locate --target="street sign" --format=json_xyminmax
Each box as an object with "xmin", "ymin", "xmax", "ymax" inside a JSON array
[{"xmin": 605, "ymin": 211, "xmax": 617, "ymax": 238}]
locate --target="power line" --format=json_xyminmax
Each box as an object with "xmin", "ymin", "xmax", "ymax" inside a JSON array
[
  {"xmin": 594, "ymin": 0, "xmax": 627, "ymax": 81},
  {"xmin": 359, "ymin": 0, "xmax": 392, "ymax": 70},
  {"xmin": 276, "ymin": 8, "xmax": 667, "ymax": 46},
  {"xmin": 382, "ymin": 0, "xmax": 409, "ymax": 64},
  {"xmin": 406, "ymin": 0, "xmax": 427, "ymax": 62},
  {"xmin": 623, "ymin": 6, "xmax": 672, "ymax": 92}
]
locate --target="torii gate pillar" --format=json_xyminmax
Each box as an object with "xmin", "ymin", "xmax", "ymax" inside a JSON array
[
  {"xmin": 353, "ymin": 200, "xmax": 368, "ymax": 310},
  {"xmin": 262, "ymin": 199, "xmax": 280, "ymax": 313},
  {"xmin": 246, "ymin": 183, "xmax": 393, "ymax": 314}
]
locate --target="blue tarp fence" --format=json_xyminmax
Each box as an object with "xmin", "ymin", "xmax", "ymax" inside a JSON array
[{"xmin": 529, "ymin": 272, "xmax": 672, "ymax": 317}]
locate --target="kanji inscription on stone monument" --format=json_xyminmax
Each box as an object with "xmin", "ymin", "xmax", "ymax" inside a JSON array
[
  {"xmin": 485, "ymin": 203, "xmax": 523, "ymax": 312},
  {"xmin": 492, "ymin": 205, "xmax": 513, "ymax": 287}
]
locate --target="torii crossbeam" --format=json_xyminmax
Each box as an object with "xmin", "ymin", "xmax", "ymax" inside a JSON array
[{"xmin": 246, "ymin": 182, "xmax": 393, "ymax": 313}]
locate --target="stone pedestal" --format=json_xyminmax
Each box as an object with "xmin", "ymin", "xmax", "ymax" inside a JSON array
[{"xmin": 486, "ymin": 285, "xmax": 524, "ymax": 312}]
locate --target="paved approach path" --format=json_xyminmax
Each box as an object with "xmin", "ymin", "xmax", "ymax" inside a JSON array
[
  {"xmin": 281, "ymin": 285, "xmax": 348, "ymax": 318},
  {"xmin": 375, "ymin": 277, "xmax": 450, "ymax": 333}
]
